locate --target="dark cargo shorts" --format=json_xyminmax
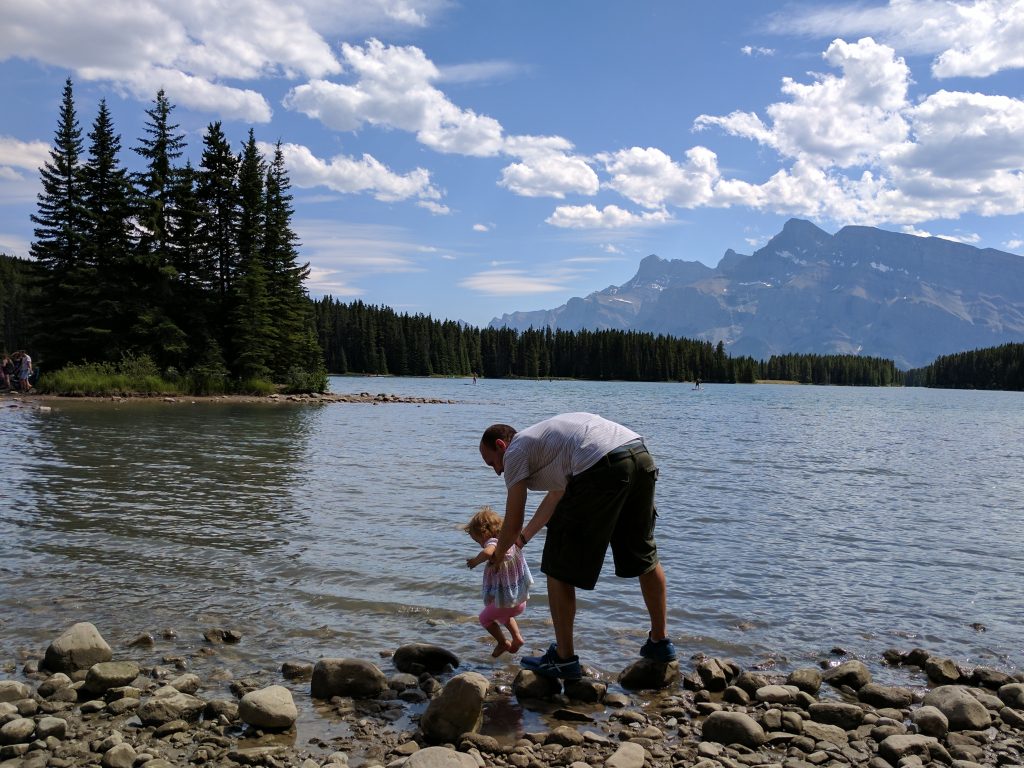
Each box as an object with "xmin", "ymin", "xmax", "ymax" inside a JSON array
[{"xmin": 540, "ymin": 440, "xmax": 659, "ymax": 590}]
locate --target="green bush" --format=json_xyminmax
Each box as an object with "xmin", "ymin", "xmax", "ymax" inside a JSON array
[
  {"xmin": 38, "ymin": 355, "xmax": 178, "ymax": 396},
  {"xmin": 235, "ymin": 377, "xmax": 276, "ymax": 395},
  {"xmin": 281, "ymin": 364, "xmax": 328, "ymax": 394}
]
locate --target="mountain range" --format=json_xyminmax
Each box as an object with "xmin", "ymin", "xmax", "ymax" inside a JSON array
[{"xmin": 490, "ymin": 219, "xmax": 1024, "ymax": 369}]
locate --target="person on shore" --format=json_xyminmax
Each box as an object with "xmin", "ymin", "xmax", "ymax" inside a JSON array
[
  {"xmin": 478, "ymin": 412, "xmax": 675, "ymax": 680},
  {"xmin": 1, "ymin": 354, "xmax": 12, "ymax": 391},
  {"xmin": 463, "ymin": 505, "xmax": 533, "ymax": 658},
  {"xmin": 16, "ymin": 351, "xmax": 32, "ymax": 392}
]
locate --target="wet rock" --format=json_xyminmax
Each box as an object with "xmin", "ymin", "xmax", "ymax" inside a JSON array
[
  {"xmin": 312, "ymin": 658, "xmax": 387, "ymax": 700},
  {"xmin": 136, "ymin": 687, "xmax": 206, "ymax": 725},
  {"xmin": 734, "ymin": 671, "xmax": 769, "ymax": 695},
  {"xmin": 923, "ymin": 686, "xmax": 992, "ymax": 731},
  {"xmin": 695, "ymin": 658, "xmax": 731, "ymax": 692},
  {"xmin": 924, "ymin": 656, "xmax": 964, "ymax": 686},
  {"xmin": 972, "ymin": 666, "xmax": 1011, "ymax": 690},
  {"xmin": 44, "ymin": 622, "xmax": 112, "ymax": 673},
  {"xmin": 126, "ymin": 633, "xmax": 155, "ymax": 648},
  {"xmin": 619, "ymin": 659, "xmax": 679, "ymax": 690},
  {"xmin": 787, "ymin": 667, "xmax": 823, "ymax": 695},
  {"xmin": 36, "ymin": 673, "xmax": 72, "ymax": 698},
  {"xmin": 419, "ymin": 671, "xmax": 487, "ymax": 744},
  {"xmin": 562, "ymin": 677, "xmax": 606, "ymax": 703},
  {"xmin": 282, "ymin": 661, "xmax": 314, "ymax": 680},
  {"xmin": 911, "ymin": 705, "xmax": 949, "ymax": 738},
  {"xmin": 700, "ymin": 711, "xmax": 766, "ymax": 748},
  {"xmin": 205, "ymin": 698, "xmax": 239, "ymax": 721},
  {"xmin": 1000, "ymin": 706, "xmax": 1024, "ymax": 729},
  {"xmin": 392, "ymin": 644, "xmax": 460, "ymax": 675},
  {"xmin": 84, "ymin": 661, "xmax": 140, "ymax": 695},
  {"xmin": 203, "ymin": 628, "xmax": 242, "ymax": 644},
  {"xmin": 512, "ymin": 669, "xmax": 562, "ymax": 700},
  {"xmin": 822, "ymin": 660, "xmax": 871, "ymax": 690},
  {"xmin": 605, "ymin": 741, "xmax": 647, "ymax": 768},
  {"xmin": 239, "ymin": 685, "xmax": 298, "ymax": 730},
  {"xmin": 998, "ymin": 682, "xmax": 1024, "ymax": 709},
  {"xmin": 858, "ymin": 682, "xmax": 914, "ymax": 709},
  {"xmin": 167, "ymin": 673, "xmax": 200, "ymax": 694},
  {"xmin": 405, "ymin": 746, "xmax": 477, "ymax": 768},
  {"xmin": 722, "ymin": 685, "xmax": 750, "ymax": 705},
  {"xmin": 227, "ymin": 746, "xmax": 291, "ymax": 765},
  {"xmin": 546, "ymin": 726, "xmax": 585, "ymax": 746}
]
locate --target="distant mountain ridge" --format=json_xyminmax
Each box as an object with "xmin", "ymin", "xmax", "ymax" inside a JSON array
[{"xmin": 490, "ymin": 219, "xmax": 1024, "ymax": 369}]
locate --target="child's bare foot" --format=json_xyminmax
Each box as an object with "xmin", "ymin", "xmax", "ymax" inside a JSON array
[
  {"xmin": 491, "ymin": 641, "xmax": 512, "ymax": 658},
  {"xmin": 508, "ymin": 636, "xmax": 524, "ymax": 653}
]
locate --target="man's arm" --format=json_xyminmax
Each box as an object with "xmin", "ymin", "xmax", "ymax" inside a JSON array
[
  {"xmin": 520, "ymin": 489, "xmax": 563, "ymax": 545},
  {"xmin": 491, "ymin": 480, "xmax": 528, "ymax": 564}
]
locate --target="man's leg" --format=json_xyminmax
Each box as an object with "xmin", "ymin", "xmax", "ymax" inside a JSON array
[
  {"xmin": 639, "ymin": 562, "xmax": 668, "ymax": 642},
  {"xmin": 547, "ymin": 575, "xmax": 577, "ymax": 659}
]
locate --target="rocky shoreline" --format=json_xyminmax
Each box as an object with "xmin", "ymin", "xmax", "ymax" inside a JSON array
[
  {"xmin": 2, "ymin": 622, "xmax": 1024, "ymax": 768},
  {"xmin": 3, "ymin": 391, "xmax": 456, "ymax": 408}
]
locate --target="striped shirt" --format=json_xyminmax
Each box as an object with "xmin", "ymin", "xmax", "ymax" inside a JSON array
[{"xmin": 502, "ymin": 412, "xmax": 641, "ymax": 492}]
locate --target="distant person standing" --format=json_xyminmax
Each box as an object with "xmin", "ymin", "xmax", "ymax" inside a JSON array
[
  {"xmin": 17, "ymin": 351, "xmax": 32, "ymax": 391},
  {"xmin": 478, "ymin": 412, "xmax": 675, "ymax": 680},
  {"xmin": 1, "ymin": 354, "xmax": 12, "ymax": 390}
]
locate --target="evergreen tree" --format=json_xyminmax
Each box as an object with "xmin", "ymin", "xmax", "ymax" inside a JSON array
[
  {"xmin": 229, "ymin": 131, "xmax": 271, "ymax": 379},
  {"xmin": 29, "ymin": 77, "xmax": 89, "ymax": 365},
  {"xmin": 196, "ymin": 122, "xmax": 240, "ymax": 299},
  {"xmin": 133, "ymin": 89, "xmax": 185, "ymax": 268}
]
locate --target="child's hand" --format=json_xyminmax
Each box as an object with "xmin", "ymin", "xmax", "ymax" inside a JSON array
[{"xmin": 466, "ymin": 558, "xmax": 476, "ymax": 569}]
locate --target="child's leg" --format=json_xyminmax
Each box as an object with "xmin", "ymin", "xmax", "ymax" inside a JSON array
[
  {"xmin": 479, "ymin": 604, "xmax": 511, "ymax": 657},
  {"xmin": 505, "ymin": 616, "xmax": 524, "ymax": 653}
]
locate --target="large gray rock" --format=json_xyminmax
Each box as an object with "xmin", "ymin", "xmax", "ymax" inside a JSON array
[
  {"xmin": 0, "ymin": 681, "xmax": 31, "ymax": 703},
  {"xmin": 419, "ymin": 671, "xmax": 488, "ymax": 744},
  {"xmin": 922, "ymin": 685, "xmax": 991, "ymax": 731},
  {"xmin": 102, "ymin": 742, "xmax": 137, "ymax": 768},
  {"xmin": 808, "ymin": 701, "xmax": 864, "ymax": 730},
  {"xmin": 37, "ymin": 673, "xmax": 72, "ymax": 698},
  {"xmin": 35, "ymin": 716, "xmax": 67, "ymax": 740},
  {"xmin": 0, "ymin": 718, "xmax": 35, "ymax": 745},
  {"xmin": 605, "ymin": 741, "xmax": 647, "ymax": 768},
  {"xmin": 822, "ymin": 660, "xmax": 871, "ymax": 690},
  {"xmin": 84, "ymin": 662, "xmax": 140, "ymax": 695},
  {"xmin": 998, "ymin": 682, "xmax": 1024, "ymax": 709},
  {"xmin": 619, "ymin": 659, "xmax": 679, "ymax": 690},
  {"xmin": 405, "ymin": 747, "xmax": 477, "ymax": 768},
  {"xmin": 136, "ymin": 687, "xmax": 207, "ymax": 725},
  {"xmin": 756, "ymin": 684, "xmax": 799, "ymax": 705},
  {"xmin": 238, "ymin": 686, "xmax": 298, "ymax": 730},
  {"xmin": 800, "ymin": 720, "xmax": 849, "ymax": 745},
  {"xmin": 392, "ymin": 644, "xmax": 460, "ymax": 674},
  {"xmin": 695, "ymin": 658, "xmax": 731, "ymax": 692},
  {"xmin": 912, "ymin": 705, "xmax": 949, "ymax": 737},
  {"xmin": 700, "ymin": 711, "xmax": 766, "ymax": 748},
  {"xmin": 44, "ymin": 622, "xmax": 112, "ymax": 673},
  {"xmin": 858, "ymin": 682, "xmax": 914, "ymax": 709},
  {"xmin": 311, "ymin": 659, "xmax": 387, "ymax": 700}
]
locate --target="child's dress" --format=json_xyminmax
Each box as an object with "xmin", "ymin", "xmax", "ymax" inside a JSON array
[{"xmin": 482, "ymin": 537, "xmax": 533, "ymax": 607}]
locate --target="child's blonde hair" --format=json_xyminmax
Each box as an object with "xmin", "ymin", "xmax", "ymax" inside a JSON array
[{"xmin": 462, "ymin": 505, "xmax": 502, "ymax": 539}]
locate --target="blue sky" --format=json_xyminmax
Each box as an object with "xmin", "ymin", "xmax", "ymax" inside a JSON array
[{"xmin": 1, "ymin": 0, "xmax": 1023, "ymax": 326}]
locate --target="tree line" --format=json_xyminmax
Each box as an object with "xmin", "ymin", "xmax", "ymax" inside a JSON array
[
  {"xmin": 311, "ymin": 298, "xmax": 903, "ymax": 385},
  {"xmin": 19, "ymin": 78, "xmax": 324, "ymax": 391},
  {"xmin": 904, "ymin": 343, "xmax": 1024, "ymax": 391}
]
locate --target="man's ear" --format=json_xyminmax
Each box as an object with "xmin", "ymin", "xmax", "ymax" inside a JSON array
[{"xmin": 495, "ymin": 439, "xmax": 507, "ymax": 451}]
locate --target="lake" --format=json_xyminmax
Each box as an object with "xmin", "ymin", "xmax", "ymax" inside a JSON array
[{"xmin": 2, "ymin": 378, "xmax": 1022, "ymax": 696}]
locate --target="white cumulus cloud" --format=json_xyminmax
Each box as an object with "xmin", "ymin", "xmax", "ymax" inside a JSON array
[{"xmin": 546, "ymin": 204, "xmax": 673, "ymax": 230}]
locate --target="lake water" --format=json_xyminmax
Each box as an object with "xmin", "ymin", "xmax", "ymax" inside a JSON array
[{"xmin": 2, "ymin": 378, "xmax": 1023, "ymax": 707}]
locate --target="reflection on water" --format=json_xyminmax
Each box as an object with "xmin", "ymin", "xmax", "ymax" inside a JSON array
[{"xmin": 2, "ymin": 380, "xmax": 1023, "ymax": 711}]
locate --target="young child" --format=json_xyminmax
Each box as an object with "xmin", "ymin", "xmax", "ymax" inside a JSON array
[{"xmin": 463, "ymin": 506, "xmax": 533, "ymax": 657}]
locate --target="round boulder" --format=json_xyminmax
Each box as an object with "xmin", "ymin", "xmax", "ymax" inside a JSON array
[
  {"xmin": 619, "ymin": 659, "xmax": 679, "ymax": 691},
  {"xmin": 405, "ymin": 746, "xmax": 477, "ymax": 768},
  {"xmin": 0, "ymin": 717, "xmax": 35, "ymax": 745},
  {"xmin": 998, "ymin": 683, "xmax": 1024, "ymax": 710},
  {"xmin": 419, "ymin": 671, "xmax": 488, "ymax": 744},
  {"xmin": 700, "ymin": 711, "xmax": 766, "ymax": 748},
  {"xmin": 911, "ymin": 705, "xmax": 948, "ymax": 738},
  {"xmin": 239, "ymin": 685, "xmax": 298, "ymax": 730},
  {"xmin": 787, "ymin": 667, "xmax": 822, "ymax": 695},
  {"xmin": 44, "ymin": 622, "xmax": 112, "ymax": 673},
  {"xmin": 0, "ymin": 681, "xmax": 31, "ymax": 703},
  {"xmin": 858, "ymin": 682, "xmax": 914, "ymax": 709},
  {"xmin": 392, "ymin": 644, "xmax": 460, "ymax": 675},
  {"xmin": 512, "ymin": 669, "xmax": 562, "ymax": 700},
  {"xmin": 923, "ymin": 656, "xmax": 963, "ymax": 686},
  {"xmin": 311, "ymin": 658, "xmax": 387, "ymax": 700},
  {"xmin": 136, "ymin": 687, "xmax": 207, "ymax": 725},
  {"xmin": 922, "ymin": 685, "xmax": 991, "ymax": 731}
]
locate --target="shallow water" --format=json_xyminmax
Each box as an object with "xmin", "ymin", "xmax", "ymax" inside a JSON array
[{"xmin": 2, "ymin": 379, "xmax": 1023, "ymax": 728}]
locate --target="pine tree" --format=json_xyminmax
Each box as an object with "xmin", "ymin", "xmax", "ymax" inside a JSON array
[
  {"xmin": 133, "ymin": 89, "xmax": 185, "ymax": 268},
  {"xmin": 29, "ymin": 77, "xmax": 89, "ymax": 365},
  {"xmin": 229, "ymin": 131, "xmax": 272, "ymax": 380},
  {"xmin": 196, "ymin": 122, "xmax": 240, "ymax": 299}
]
